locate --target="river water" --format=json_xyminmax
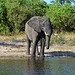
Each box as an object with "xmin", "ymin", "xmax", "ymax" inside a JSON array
[{"xmin": 0, "ymin": 57, "xmax": 75, "ymax": 75}]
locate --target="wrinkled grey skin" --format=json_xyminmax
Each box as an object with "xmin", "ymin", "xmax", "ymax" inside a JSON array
[
  {"xmin": 36, "ymin": 40, "xmax": 42, "ymax": 55},
  {"xmin": 25, "ymin": 16, "xmax": 52, "ymax": 57}
]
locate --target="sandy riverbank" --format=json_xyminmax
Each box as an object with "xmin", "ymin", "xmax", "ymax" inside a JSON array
[{"xmin": 0, "ymin": 41, "xmax": 75, "ymax": 57}]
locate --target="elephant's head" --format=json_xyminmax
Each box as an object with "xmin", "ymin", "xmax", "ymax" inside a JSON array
[
  {"xmin": 41, "ymin": 17, "xmax": 52, "ymax": 49},
  {"xmin": 27, "ymin": 16, "xmax": 52, "ymax": 49}
]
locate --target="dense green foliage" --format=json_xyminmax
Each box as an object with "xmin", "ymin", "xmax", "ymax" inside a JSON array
[
  {"xmin": 51, "ymin": 0, "xmax": 75, "ymax": 5},
  {"xmin": 0, "ymin": 0, "xmax": 47, "ymax": 34},
  {"xmin": 46, "ymin": 3, "xmax": 75, "ymax": 32},
  {"xmin": 0, "ymin": 0, "xmax": 75, "ymax": 35}
]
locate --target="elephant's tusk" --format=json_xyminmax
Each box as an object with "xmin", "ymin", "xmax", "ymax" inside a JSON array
[
  {"xmin": 52, "ymin": 32, "xmax": 58, "ymax": 36},
  {"xmin": 45, "ymin": 32, "xmax": 49, "ymax": 36}
]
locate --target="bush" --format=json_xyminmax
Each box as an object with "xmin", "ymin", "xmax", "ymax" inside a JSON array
[
  {"xmin": 0, "ymin": 0, "xmax": 75, "ymax": 35},
  {"xmin": 46, "ymin": 3, "xmax": 75, "ymax": 32},
  {"xmin": 0, "ymin": 0, "xmax": 47, "ymax": 34}
]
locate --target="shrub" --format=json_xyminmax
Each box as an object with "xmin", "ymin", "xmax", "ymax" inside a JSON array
[{"xmin": 46, "ymin": 3, "xmax": 75, "ymax": 32}]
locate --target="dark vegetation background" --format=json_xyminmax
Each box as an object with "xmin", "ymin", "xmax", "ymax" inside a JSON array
[{"xmin": 0, "ymin": 0, "xmax": 75, "ymax": 35}]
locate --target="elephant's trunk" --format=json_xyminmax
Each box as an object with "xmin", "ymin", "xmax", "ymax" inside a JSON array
[{"xmin": 46, "ymin": 36, "xmax": 50, "ymax": 49}]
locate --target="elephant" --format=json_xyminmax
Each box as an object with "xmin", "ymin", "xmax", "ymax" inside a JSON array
[{"xmin": 25, "ymin": 16, "xmax": 52, "ymax": 57}]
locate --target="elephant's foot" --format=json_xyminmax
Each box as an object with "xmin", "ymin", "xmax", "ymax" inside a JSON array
[
  {"xmin": 26, "ymin": 52, "xmax": 30, "ymax": 55},
  {"xmin": 31, "ymin": 54, "xmax": 36, "ymax": 57},
  {"xmin": 38, "ymin": 53, "xmax": 40, "ymax": 55},
  {"xmin": 40, "ymin": 55, "xmax": 45, "ymax": 57},
  {"xmin": 36, "ymin": 53, "xmax": 40, "ymax": 56}
]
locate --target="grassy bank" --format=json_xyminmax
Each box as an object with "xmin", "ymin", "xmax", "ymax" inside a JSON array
[
  {"xmin": 50, "ymin": 32, "xmax": 75, "ymax": 46},
  {"xmin": 0, "ymin": 32, "xmax": 75, "ymax": 46},
  {"xmin": 0, "ymin": 32, "xmax": 26, "ymax": 42},
  {"xmin": 0, "ymin": 32, "xmax": 75, "ymax": 57}
]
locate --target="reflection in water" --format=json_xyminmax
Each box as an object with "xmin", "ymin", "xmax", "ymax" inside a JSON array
[
  {"xmin": 25, "ymin": 57, "xmax": 45, "ymax": 75},
  {"xmin": 24, "ymin": 58, "xmax": 45, "ymax": 75},
  {"xmin": 0, "ymin": 57, "xmax": 75, "ymax": 75}
]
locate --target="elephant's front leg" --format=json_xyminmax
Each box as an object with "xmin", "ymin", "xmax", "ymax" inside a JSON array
[
  {"xmin": 40, "ymin": 38, "xmax": 45, "ymax": 57},
  {"xmin": 36, "ymin": 43, "xmax": 40, "ymax": 55},
  {"xmin": 31, "ymin": 40, "xmax": 37, "ymax": 57}
]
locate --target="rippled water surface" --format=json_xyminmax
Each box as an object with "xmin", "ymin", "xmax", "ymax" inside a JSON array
[{"xmin": 0, "ymin": 57, "xmax": 75, "ymax": 75}]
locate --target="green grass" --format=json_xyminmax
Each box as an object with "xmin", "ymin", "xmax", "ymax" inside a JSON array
[
  {"xmin": 50, "ymin": 32, "xmax": 75, "ymax": 46},
  {"xmin": 11, "ymin": 38, "xmax": 26, "ymax": 42},
  {"xmin": 0, "ymin": 32, "xmax": 26, "ymax": 42},
  {"xmin": 0, "ymin": 32, "xmax": 75, "ymax": 46}
]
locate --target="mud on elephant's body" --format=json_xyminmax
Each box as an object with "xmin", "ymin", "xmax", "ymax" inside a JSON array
[{"xmin": 25, "ymin": 16, "xmax": 52, "ymax": 57}]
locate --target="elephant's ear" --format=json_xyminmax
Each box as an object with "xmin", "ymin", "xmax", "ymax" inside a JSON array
[{"xmin": 27, "ymin": 17, "xmax": 41, "ymax": 33}]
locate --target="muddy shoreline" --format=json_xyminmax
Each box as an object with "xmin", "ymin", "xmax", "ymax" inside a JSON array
[{"xmin": 0, "ymin": 41, "xmax": 75, "ymax": 57}]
